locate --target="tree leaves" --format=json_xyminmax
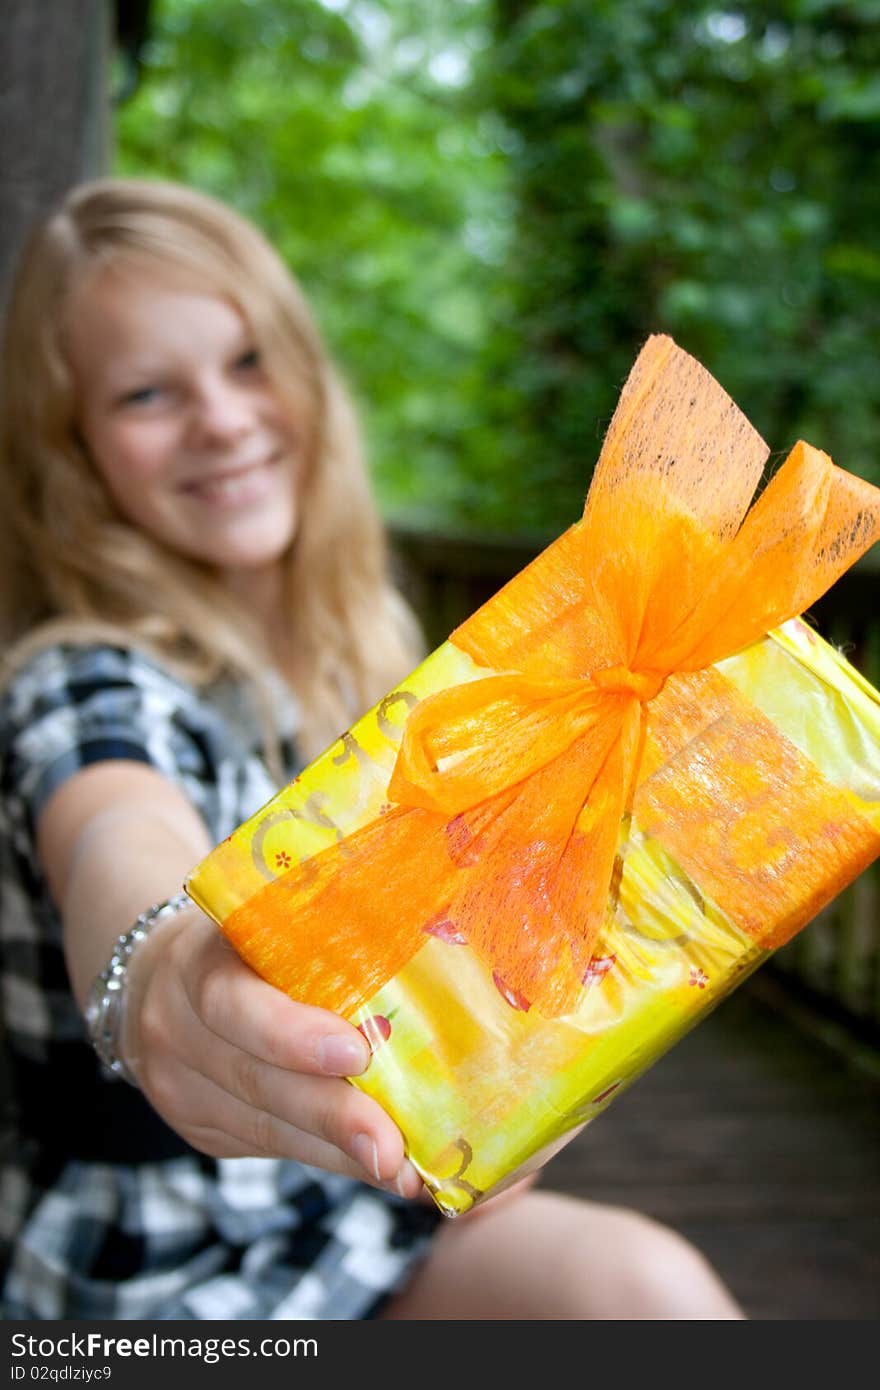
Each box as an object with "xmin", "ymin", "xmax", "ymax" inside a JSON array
[{"xmin": 116, "ymin": 0, "xmax": 879, "ymax": 534}]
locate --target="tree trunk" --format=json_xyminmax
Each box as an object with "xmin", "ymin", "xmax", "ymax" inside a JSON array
[{"xmin": 0, "ymin": 0, "xmax": 111, "ymax": 314}]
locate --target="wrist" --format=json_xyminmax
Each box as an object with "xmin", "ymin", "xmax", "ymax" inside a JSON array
[{"xmin": 84, "ymin": 892, "xmax": 193, "ymax": 1085}]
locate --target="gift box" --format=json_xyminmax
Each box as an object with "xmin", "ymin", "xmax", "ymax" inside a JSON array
[{"xmin": 186, "ymin": 335, "xmax": 880, "ymax": 1216}]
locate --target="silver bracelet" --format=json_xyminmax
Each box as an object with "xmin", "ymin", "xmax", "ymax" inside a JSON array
[{"xmin": 84, "ymin": 892, "xmax": 192, "ymax": 1085}]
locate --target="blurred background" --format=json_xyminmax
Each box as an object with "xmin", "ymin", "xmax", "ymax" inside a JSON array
[
  {"xmin": 2, "ymin": 0, "xmax": 878, "ymax": 1318},
  {"xmin": 4, "ymin": 0, "xmax": 880, "ymax": 532},
  {"xmin": 120, "ymin": 0, "xmax": 880, "ymax": 532}
]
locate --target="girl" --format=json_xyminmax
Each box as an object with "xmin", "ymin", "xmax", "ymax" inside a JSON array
[{"xmin": 0, "ymin": 178, "xmax": 742, "ymax": 1320}]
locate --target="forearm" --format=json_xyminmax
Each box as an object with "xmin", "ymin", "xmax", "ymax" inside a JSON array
[
  {"xmin": 61, "ymin": 798, "xmax": 212, "ymax": 1008},
  {"xmin": 33, "ymin": 759, "xmax": 214, "ymax": 1009},
  {"xmin": 60, "ymin": 806, "xmax": 209, "ymax": 1011}
]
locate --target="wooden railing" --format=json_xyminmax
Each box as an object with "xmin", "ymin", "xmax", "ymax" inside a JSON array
[{"xmin": 389, "ymin": 522, "xmax": 880, "ymax": 1041}]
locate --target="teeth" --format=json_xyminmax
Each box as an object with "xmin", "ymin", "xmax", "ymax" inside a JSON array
[
  {"xmin": 186, "ymin": 461, "xmax": 273, "ymax": 502},
  {"xmin": 198, "ymin": 473, "xmax": 256, "ymax": 501}
]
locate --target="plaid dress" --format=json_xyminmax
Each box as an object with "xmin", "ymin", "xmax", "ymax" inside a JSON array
[{"xmin": 0, "ymin": 643, "xmax": 439, "ymax": 1319}]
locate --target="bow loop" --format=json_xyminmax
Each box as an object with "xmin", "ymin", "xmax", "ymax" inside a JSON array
[{"xmin": 388, "ymin": 672, "xmax": 620, "ymax": 818}]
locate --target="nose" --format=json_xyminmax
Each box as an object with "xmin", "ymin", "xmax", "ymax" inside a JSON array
[{"xmin": 188, "ymin": 374, "xmax": 255, "ymax": 445}]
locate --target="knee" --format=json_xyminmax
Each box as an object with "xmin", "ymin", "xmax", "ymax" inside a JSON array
[
  {"xmin": 559, "ymin": 1206, "xmax": 745, "ymax": 1320},
  {"xmin": 625, "ymin": 1217, "xmax": 739, "ymax": 1323}
]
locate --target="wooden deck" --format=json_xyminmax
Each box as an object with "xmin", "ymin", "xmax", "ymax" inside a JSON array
[{"xmin": 546, "ymin": 970, "xmax": 880, "ymax": 1320}]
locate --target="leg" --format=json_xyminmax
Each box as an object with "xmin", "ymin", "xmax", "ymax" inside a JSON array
[{"xmin": 382, "ymin": 1187, "xmax": 744, "ymax": 1320}]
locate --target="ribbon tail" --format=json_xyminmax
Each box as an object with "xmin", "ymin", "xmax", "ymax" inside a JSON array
[
  {"xmin": 222, "ymin": 804, "xmax": 466, "ymax": 1017},
  {"xmin": 450, "ymin": 705, "xmax": 640, "ymax": 1017}
]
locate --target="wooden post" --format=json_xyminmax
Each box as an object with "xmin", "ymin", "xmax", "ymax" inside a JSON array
[
  {"xmin": 0, "ymin": 0, "xmax": 111, "ymax": 1125},
  {"xmin": 0, "ymin": 0, "xmax": 111, "ymax": 315}
]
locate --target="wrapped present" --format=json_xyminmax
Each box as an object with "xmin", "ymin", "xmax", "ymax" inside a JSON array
[{"xmin": 186, "ymin": 335, "xmax": 880, "ymax": 1216}]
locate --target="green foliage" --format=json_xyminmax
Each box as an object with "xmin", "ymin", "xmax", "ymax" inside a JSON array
[
  {"xmin": 487, "ymin": 0, "xmax": 880, "ymax": 526},
  {"xmin": 116, "ymin": 0, "xmax": 879, "ymax": 534},
  {"xmin": 115, "ymin": 0, "xmax": 511, "ymax": 528}
]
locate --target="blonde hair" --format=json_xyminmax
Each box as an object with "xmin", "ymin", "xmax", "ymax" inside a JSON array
[{"xmin": 0, "ymin": 178, "xmax": 422, "ymax": 765}]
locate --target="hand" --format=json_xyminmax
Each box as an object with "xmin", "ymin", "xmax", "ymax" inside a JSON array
[{"xmin": 122, "ymin": 907, "xmax": 424, "ymax": 1197}]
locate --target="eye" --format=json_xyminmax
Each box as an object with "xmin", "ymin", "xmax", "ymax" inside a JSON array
[
  {"xmin": 234, "ymin": 347, "xmax": 262, "ymax": 372},
  {"xmin": 117, "ymin": 384, "xmax": 164, "ymax": 408}
]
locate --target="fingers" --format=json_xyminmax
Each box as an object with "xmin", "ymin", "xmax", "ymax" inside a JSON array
[
  {"xmin": 155, "ymin": 1058, "xmax": 416, "ymax": 1187},
  {"xmin": 159, "ymin": 1006, "xmax": 403, "ymax": 1173},
  {"xmin": 134, "ymin": 943, "xmax": 423, "ymax": 1196},
  {"xmin": 176, "ymin": 928, "xmax": 372, "ymax": 1078}
]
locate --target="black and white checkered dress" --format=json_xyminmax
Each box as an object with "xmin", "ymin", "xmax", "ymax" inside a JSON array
[{"xmin": 0, "ymin": 643, "xmax": 439, "ymax": 1319}]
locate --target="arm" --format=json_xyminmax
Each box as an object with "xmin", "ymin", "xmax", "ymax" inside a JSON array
[{"xmin": 38, "ymin": 759, "xmax": 423, "ymax": 1194}]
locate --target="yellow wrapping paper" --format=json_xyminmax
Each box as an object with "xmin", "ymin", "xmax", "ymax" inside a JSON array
[{"xmin": 186, "ymin": 336, "xmax": 880, "ymax": 1215}]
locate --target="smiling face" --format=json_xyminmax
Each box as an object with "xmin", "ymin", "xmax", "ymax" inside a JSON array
[{"xmin": 63, "ymin": 267, "xmax": 305, "ymax": 583}]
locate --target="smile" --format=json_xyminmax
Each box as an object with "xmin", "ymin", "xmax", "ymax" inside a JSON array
[{"xmin": 180, "ymin": 456, "xmax": 282, "ymax": 507}]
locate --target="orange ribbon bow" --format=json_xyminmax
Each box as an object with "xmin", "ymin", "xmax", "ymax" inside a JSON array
[{"xmin": 224, "ymin": 336, "xmax": 880, "ymax": 1018}]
